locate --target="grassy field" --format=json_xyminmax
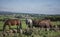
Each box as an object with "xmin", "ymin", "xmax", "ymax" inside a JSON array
[{"xmin": 0, "ymin": 19, "xmax": 60, "ymax": 37}]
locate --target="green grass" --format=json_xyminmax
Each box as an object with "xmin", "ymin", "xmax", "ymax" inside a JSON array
[
  {"xmin": 51, "ymin": 21, "xmax": 60, "ymax": 25},
  {"xmin": 0, "ymin": 21, "xmax": 4, "ymax": 30},
  {"xmin": 0, "ymin": 20, "xmax": 60, "ymax": 37}
]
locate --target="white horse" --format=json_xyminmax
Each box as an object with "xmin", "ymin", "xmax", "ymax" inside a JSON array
[{"xmin": 26, "ymin": 18, "xmax": 33, "ymax": 28}]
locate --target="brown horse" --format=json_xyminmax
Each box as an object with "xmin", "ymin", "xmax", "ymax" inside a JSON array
[
  {"xmin": 32, "ymin": 19, "xmax": 52, "ymax": 31},
  {"xmin": 3, "ymin": 19, "xmax": 22, "ymax": 33}
]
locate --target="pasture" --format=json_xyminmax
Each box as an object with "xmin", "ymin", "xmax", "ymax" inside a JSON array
[
  {"xmin": 0, "ymin": 19, "xmax": 60, "ymax": 37},
  {"xmin": 0, "ymin": 14, "xmax": 60, "ymax": 37}
]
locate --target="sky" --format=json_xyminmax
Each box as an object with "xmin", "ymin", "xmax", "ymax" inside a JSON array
[{"xmin": 0, "ymin": 0, "xmax": 60, "ymax": 14}]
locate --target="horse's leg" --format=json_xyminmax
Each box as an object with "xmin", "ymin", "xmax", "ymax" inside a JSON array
[
  {"xmin": 3, "ymin": 24, "xmax": 6, "ymax": 32},
  {"xmin": 19, "ymin": 23, "xmax": 22, "ymax": 30},
  {"xmin": 29, "ymin": 23, "xmax": 33, "ymax": 31},
  {"xmin": 17, "ymin": 25, "xmax": 19, "ymax": 33},
  {"xmin": 19, "ymin": 24, "xmax": 22, "ymax": 34},
  {"xmin": 46, "ymin": 26, "xmax": 50, "ymax": 31},
  {"xmin": 3, "ymin": 24, "xmax": 7, "ymax": 37},
  {"xmin": 8, "ymin": 25, "xmax": 11, "ymax": 30},
  {"xmin": 19, "ymin": 23, "xmax": 22, "ymax": 37}
]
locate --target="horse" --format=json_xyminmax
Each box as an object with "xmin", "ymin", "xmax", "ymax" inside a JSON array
[
  {"xmin": 26, "ymin": 18, "xmax": 33, "ymax": 28},
  {"xmin": 32, "ymin": 19, "xmax": 52, "ymax": 31},
  {"xmin": 3, "ymin": 19, "xmax": 22, "ymax": 34}
]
